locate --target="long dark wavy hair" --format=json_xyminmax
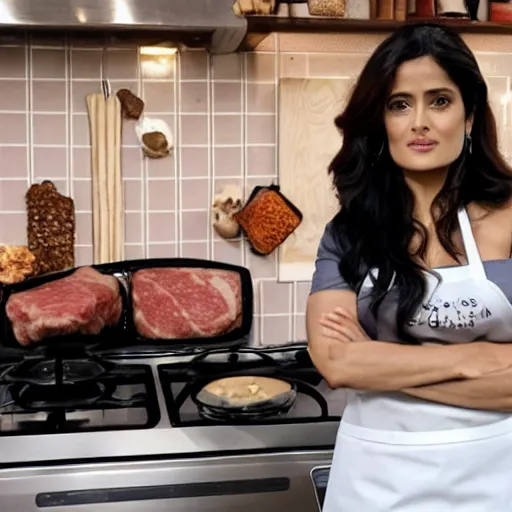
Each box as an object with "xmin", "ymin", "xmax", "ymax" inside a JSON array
[{"xmin": 329, "ymin": 23, "xmax": 512, "ymax": 342}]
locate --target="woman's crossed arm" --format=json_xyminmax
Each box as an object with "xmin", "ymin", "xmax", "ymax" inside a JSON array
[{"xmin": 306, "ymin": 290, "xmax": 512, "ymax": 404}]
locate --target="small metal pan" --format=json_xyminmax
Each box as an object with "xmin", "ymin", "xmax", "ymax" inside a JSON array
[{"xmin": 192, "ymin": 375, "xmax": 297, "ymax": 422}]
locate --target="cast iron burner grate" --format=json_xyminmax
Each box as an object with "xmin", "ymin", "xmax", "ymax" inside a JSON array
[
  {"xmin": 158, "ymin": 345, "xmax": 340, "ymax": 426},
  {"xmin": 0, "ymin": 357, "xmax": 160, "ymax": 435}
]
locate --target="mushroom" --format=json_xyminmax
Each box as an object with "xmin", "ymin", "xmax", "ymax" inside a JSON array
[{"xmin": 212, "ymin": 185, "xmax": 243, "ymax": 239}]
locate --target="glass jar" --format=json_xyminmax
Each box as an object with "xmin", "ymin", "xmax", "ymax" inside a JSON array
[{"xmin": 307, "ymin": 0, "xmax": 345, "ymax": 16}]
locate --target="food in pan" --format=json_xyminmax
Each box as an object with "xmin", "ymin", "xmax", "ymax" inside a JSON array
[
  {"xmin": 131, "ymin": 267, "xmax": 242, "ymax": 339},
  {"xmin": 5, "ymin": 266, "xmax": 123, "ymax": 346},
  {"xmin": 0, "ymin": 245, "xmax": 36, "ymax": 285},
  {"xmin": 202, "ymin": 376, "xmax": 292, "ymax": 407}
]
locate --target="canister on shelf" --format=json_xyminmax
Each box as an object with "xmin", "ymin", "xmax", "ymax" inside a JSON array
[
  {"xmin": 436, "ymin": 0, "xmax": 470, "ymax": 17},
  {"xmin": 307, "ymin": 0, "xmax": 345, "ymax": 16},
  {"xmin": 286, "ymin": 0, "xmax": 311, "ymax": 16}
]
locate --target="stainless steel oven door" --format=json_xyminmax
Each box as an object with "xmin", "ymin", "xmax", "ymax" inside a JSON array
[{"xmin": 0, "ymin": 451, "xmax": 332, "ymax": 511}]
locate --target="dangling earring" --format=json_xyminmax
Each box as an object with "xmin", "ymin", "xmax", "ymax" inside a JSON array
[{"xmin": 465, "ymin": 134, "xmax": 472, "ymax": 155}]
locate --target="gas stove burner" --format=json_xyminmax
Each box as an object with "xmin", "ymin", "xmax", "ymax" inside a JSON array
[
  {"xmin": 15, "ymin": 380, "xmax": 106, "ymax": 409},
  {"xmin": 158, "ymin": 345, "xmax": 336, "ymax": 427},
  {"xmin": 0, "ymin": 359, "xmax": 160, "ymax": 435},
  {"xmin": 11, "ymin": 380, "xmax": 147, "ymax": 410},
  {"xmin": 191, "ymin": 347, "xmax": 279, "ymax": 367},
  {"xmin": 2, "ymin": 357, "xmax": 113, "ymax": 386},
  {"xmin": 181, "ymin": 344, "xmax": 315, "ymax": 381}
]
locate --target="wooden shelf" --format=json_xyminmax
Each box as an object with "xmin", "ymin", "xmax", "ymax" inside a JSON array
[{"xmin": 242, "ymin": 16, "xmax": 512, "ymax": 50}]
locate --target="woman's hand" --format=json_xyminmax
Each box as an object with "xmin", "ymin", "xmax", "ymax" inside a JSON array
[{"xmin": 319, "ymin": 306, "xmax": 371, "ymax": 343}]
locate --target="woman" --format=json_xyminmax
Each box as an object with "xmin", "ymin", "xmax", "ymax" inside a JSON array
[{"xmin": 306, "ymin": 22, "xmax": 512, "ymax": 511}]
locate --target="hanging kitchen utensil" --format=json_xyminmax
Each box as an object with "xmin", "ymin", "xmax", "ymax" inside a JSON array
[
  {"xmin": 135, "ymin": 116, "xmax": 173, "ymax": 159},
  {"xmin": 86, "ymin": 80, "xmax": 124, "ymax": 265}
]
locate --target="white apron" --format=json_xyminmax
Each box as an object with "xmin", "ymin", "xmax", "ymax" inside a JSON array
[{"xmin": 323, "ymin": 208, "xmax": 512, "ymax": 511}]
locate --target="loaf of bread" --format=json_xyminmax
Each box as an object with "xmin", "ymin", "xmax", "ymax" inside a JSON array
[{"xmin": 26, "ymin": 181, "xmax": 76, "ymax": 276}]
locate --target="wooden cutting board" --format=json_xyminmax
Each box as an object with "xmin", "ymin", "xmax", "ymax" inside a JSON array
[{"xmin": 278, "ymin": 78, "xmax": 352, "ymax": 282}]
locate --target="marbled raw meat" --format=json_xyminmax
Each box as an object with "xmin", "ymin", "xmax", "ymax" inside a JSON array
[
  {"xmin": 132, "ymin": 268, "xmax": 242, "ymax": 339},
  {"xmin": 5, "ymin": 266, "xmax": 122, "ymax": 346}
]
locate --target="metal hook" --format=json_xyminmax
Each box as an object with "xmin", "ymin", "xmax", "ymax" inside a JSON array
[{"xmin": 101, "ymin": 78, "xmax": 111, "ymax": 99}]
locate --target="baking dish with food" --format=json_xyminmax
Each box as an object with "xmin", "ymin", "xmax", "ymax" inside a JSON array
[
  {"xmin": 124, "ymin": 258, "xmax": 253, "ymax": 353},
  {"xmin": 193, "ymin": 375, "xmax": 298, "ymax": 422},
  {"xmin": 0, "ymin": 261, "xmax": 130, "ymax": 356},
  {"xmin": 0, "ymin": 258, "xmax": 253, "ymax": 357}
]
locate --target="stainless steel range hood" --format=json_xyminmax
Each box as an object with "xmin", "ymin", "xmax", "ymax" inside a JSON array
[{"xmin": 0, "ymin": 0, "xmax": 248, "ymax": 53}]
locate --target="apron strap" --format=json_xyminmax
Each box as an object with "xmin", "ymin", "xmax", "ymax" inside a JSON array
[{"xmin": 457, "ymin": 207, "xmax": 487, "ymax": 280}]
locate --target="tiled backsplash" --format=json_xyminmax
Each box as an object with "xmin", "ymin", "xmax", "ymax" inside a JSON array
[{"xmin": 1, "ymin": 32, "xmax": 512, "ymax": 345}]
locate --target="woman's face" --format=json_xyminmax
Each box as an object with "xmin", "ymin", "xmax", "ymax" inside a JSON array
[{"xmin": 384, "ymin": 55, "xmax": 473, "ymax": 173}]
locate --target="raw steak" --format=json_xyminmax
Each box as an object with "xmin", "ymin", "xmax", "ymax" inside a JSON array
[
  {"xmin": 132, "ymin": 267, "xmax": 243, "ymax": 339},
  {"xmin": 5, "ymin": 266, "xmax": 123, "ymax": 346}
]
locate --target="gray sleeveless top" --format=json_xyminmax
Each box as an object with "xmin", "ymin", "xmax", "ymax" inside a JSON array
[
  {"xmin": 311, "ymin": 221, "xmax": 512, "ymax": 341},
  {"xmin": 311, "ymin": 215, "xmax": 512, "ymax": 431}
]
